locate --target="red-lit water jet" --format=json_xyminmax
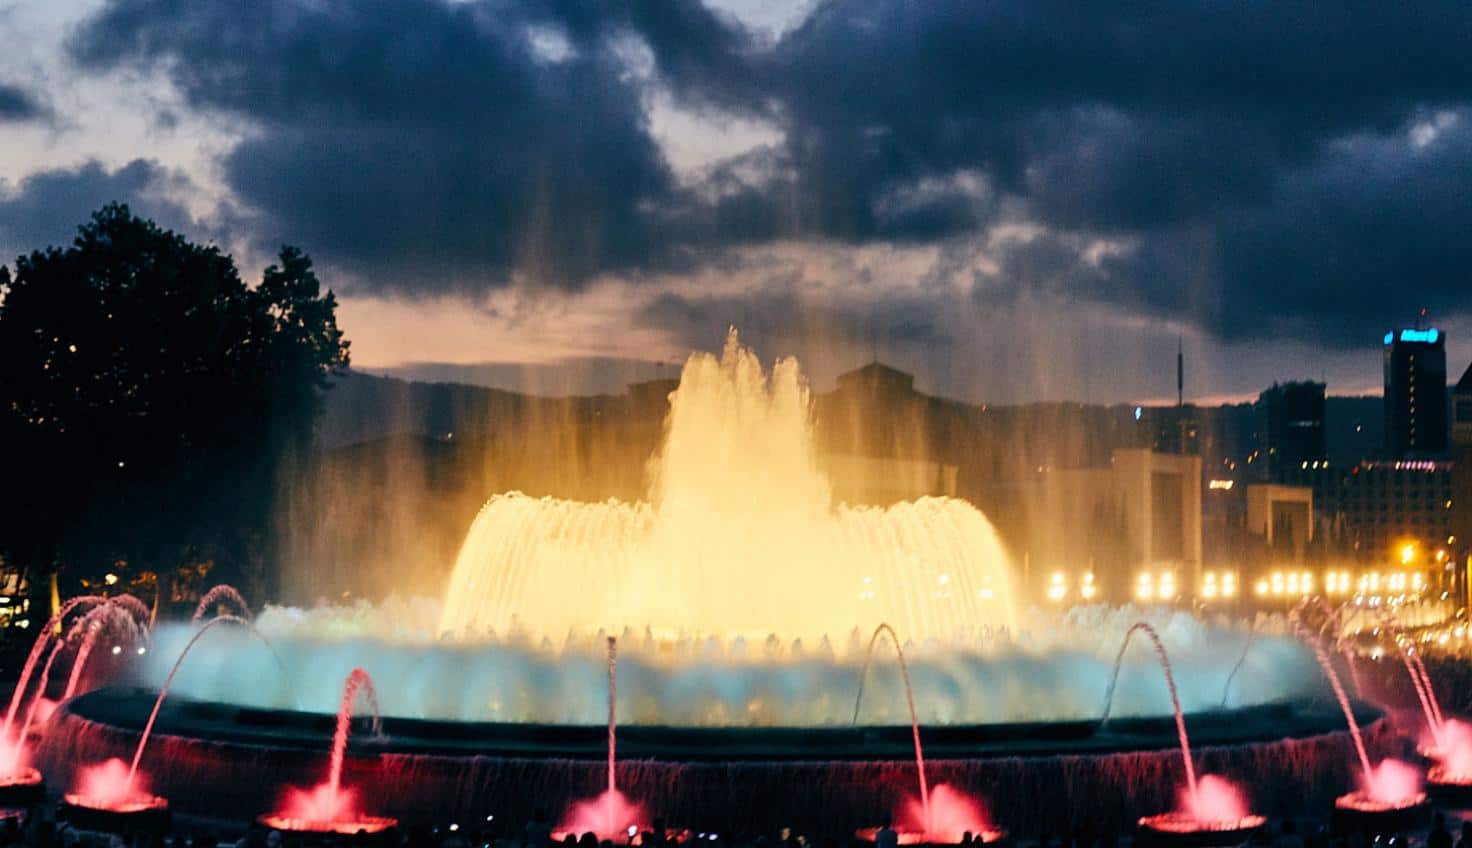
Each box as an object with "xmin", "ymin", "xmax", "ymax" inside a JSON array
[
  {"xmin": 557, "ymin": 789, "xmax": 649, "ymax": 843},
  {"xmin": 556, "ymin": 637, "xmax": 655, "ymax": 842},
  {"xmin": 66, "ymin": 758, "xmax": 163, "ymax": 812},
  {"xmin": 63, "ymin": 612, "xmax": 278, "ymax": 829},
  {"xmin": 258, "ymin": 668, "xmax": 397, "ymax": 835},
  {"xmin": 1103, "ymin": 623, "xmax": 1265, "ymax": 843},
  {"xmin": 854, "ymin": 624, "xmax": 1002, "ymax": 844},
  {"xmin": 22, "ymin": 600, "xmax": 147, "ymax": 741},
  {"xmin": 192, "ymin": 584, "xmax": 252, "ymax": 623},
  {"xmin": 3, "ymin": 595, "xmax": 107, "ymax": 744},
  {"xmin": 59, "ymin": 758, "xmax": 169, "ymax": 834},
  {"xmin": 1289, "ymin": 620, "xmax": 1428, "ymax": 826}
]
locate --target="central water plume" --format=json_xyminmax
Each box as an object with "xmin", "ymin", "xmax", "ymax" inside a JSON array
[{"xmin": 440, "ymin": 330, "xmax": 1016, "ymax": 643}]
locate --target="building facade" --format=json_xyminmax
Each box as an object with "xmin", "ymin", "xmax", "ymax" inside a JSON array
[
  {"xmin": 1383, "ymin": 328, "xmax": 1448, "ymax": 458},
  {"xmin": 1256, "ymin": 381, "xmax": 1326, "ymax": 481}
]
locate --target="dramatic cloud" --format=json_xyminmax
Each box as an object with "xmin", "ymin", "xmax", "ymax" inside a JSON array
[
  {"xmin": 0, "ymin": 160, "xmax": 199, "ymax": 264},
  {"xmin": 0, "ymin": 83, "xmax": 45, "ymax": 123},
  {"xmin": 50, "ymin": 0, "xmax": 1472, "ymax": 366}
]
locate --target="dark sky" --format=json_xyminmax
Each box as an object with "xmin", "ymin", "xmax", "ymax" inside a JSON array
[{"xmin": 3, "ymin": 1, "xmax": 1472, "ymax": 401}]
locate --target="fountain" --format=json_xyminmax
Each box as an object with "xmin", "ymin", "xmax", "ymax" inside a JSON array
[
  {"xmin": 1288, "ymin": 623, "xmax": 1427, "ymax": 834},
  {"xmin": 554, "ymin": 637, "xmax": 654, "ymax": 842},
  {"xmin": 1104, "ymin": 623, "xmax": 1264, "ymax": 847},
  {"xmin": 192, "ymin": 584, "xmax": 252, "ymax": 622},
  {"xmin": 0, "ymin": 594, "xmax": 149, "ymax": 808},
  {"xmin": 259, "ymin": 668, "xmax": 398, "ymax": 836},
  {"xmin": 853, "ymin": 624, "xmax": 1002, "ymax": 846},
  {"xmin": 61, "ymin": 614, "xmax": 276, "ymax": 833},
  {"xmin": 40, "ymin": 333, "xmax": 1356, "ymax": 833}
]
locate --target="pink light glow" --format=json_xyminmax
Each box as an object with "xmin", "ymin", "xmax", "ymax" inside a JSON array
[
  {"xmin": 1431, "ymin": 718, "xmax": 1472, "ymax": 779},
  {"xmin": 0, "ymin": 737, "xmax": 29, "ymax": 778},
  {"xmin": 895, "ymin": 784, "xmax": 997, "ymax": 843},
  {"xmin": 1360, "ymin": 758, "xmax": 1424, "ymax": 805},
  {"xmin": 69, "ymin": 758, "xmax": 157, "ymax": 811},
  {"xmin": 278, "ymin": 782, "xmax": 360, "ymax": 824},
  {"xmin": 28, "ymin": 699, "xmax": 56, "ymax": 728},
  {"xmin": 557, "ymin": 789, "xmax": 648, "ymax": 841},
  {"xmin": 1179, "ymin": 774, "xmax": 1250, "ymax": 825}
]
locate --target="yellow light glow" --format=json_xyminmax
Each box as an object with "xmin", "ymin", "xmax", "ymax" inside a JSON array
[
  {"xmin": 1402, "ymin": 543, "xmax": 1417, "ymax": 565},
  {"xmin": 1255, "ymin": 579, "xmax": 1269, "ymax": 596},
  {"xmin": 439, "ymin": 332, "xmax": 1019, "ymax": 640},
  {"xmin": 104, "ymin": 573, "xmax": 119, "ymax": 586}
]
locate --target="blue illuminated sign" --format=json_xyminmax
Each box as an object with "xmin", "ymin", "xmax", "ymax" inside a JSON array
[
  {"xmin": 1384, "ymin": 332, "xmax": 1394, "ymax": 345},
  {"xmin": 1399, "ymin": 328, "xmax": 1440, "ymax": 344},
  {"xmin": 1134, "ymin": 406, "xmax": 1142, "ymax": 421}
]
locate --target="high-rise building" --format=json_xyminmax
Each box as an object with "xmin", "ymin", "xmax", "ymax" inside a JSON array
[
  {"xmin": 1383, "ymin": 327, "xmax": 1448, "ymax": 457},
  {"xmin": 1451, "ymin": 362, "xmax": 1472, "ymax": 601},
  {"xmin": 1256, "ymin": 381, "xmax": 1326, "ymax": 480}
]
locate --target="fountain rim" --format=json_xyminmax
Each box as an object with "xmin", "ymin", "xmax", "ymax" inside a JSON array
[{"xmin": 61, "ymin": 688, "xmax": 1381, "ymax": 763}]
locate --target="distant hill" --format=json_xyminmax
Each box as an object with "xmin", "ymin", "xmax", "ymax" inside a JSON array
[
  {"xmin": 315, "ymin": 370, "xmax": 625, "ymax": 448},
  {"xmin": 318, "ymin": 369, "xmax": 1393, "ymax": 464}
]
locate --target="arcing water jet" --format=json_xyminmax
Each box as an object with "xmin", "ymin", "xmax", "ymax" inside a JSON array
[
  {"xmin": 1105, "ymin": 622, "xmax": 1262, "ymax": 836},
  {"xmin": 854, "ymin": 624, "xmax": 997, "ymax": 843},
  {"xmin": 23, "ymin": 599, "xmax": 148, "ymax": 740},
  {"xmin": 1290, "ymin": 621, "xmax": 1425, "ymax": 811},
  {"xmin": 66, "ymin": 614, "xmax": 282, "ymax": 815},
  {"xmin": 259, "ymin": 668, "xmax": 397, "ymax": 834},
  {"xmin": 192, "ymin": 584, "xmax": 252, "ymax": 623}
]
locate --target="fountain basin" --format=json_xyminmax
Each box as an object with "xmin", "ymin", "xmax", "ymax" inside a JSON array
[
  {"xmin": 60, "ymin": 792, "xmax": 170, "ymax": 834},
  {"xmin": 1425, "ymin": 764, "xmax": 1472, "ymax": 808},
  {"xmin": 0, "ymin": 768, "xmax": 44, "ymax": 809},
  {"xmin": 36, "ymin": 689, "xmax": 1390, "ymax": 837},
  {"xmin": 1135, "ymin": 813, "xmax": 1266, "ymax": 848},
  {"xmin": 257, "ymin": 812, "xmax": 398, "ymax": 839},
  {"xmin": 1330, "ymin": 792, "xmax": 1428, "ymax": 836}
]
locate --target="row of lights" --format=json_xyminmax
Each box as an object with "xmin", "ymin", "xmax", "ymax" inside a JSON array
[
  {"xmin": 1255, "ymin": 570, "xmax": 1315, "ymax": 597},
  {"xmin": 1046, "ymin": 571, "xmax": 1097, "ymax": 602},
  {"xmin": 1200, "ymin": 570, "xmax": 1237, "ymax": 599},
  {"xmin": 1134, "ymin": 571, "xmax": 1176, "ymax": 602},
  {"xmin": 1040, "ymin": 567, "xmax": 1432, "ymax": 603}
]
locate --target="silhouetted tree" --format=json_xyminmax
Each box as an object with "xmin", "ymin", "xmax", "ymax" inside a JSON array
[{"xmin": 0, "ymin": 204, "xmax": 348, "ymax": 605}]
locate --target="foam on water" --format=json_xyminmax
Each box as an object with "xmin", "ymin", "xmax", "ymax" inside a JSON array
[{"xmin": 137, "ymin": 602, "xmax": 1321, "ymax": 726}]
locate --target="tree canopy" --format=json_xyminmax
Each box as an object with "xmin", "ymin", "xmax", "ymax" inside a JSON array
[{"xmin": 0, "ymin": 203, "xmax": 348, "ymax": 598}]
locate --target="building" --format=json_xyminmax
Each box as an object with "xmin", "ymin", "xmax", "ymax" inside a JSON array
[
  {"xmin": 1383, "ymin": 327, "xmax": 1448, "ymax": 458},
  {"xmin": 1245, "ymin": 484, "xmax": 1313, "ymax": 555},
  {"xmin": 1256, "ymin": 381, "xmax": 1326, "ymax": 481},
  {"xmin": 1022, "ymin": 448, "xmax": 1203, "ymax": 603},
  {"xmin": 1451, "ymin": 362, "xmax": 1472, "ymax": 601},
  {"xmin": 1280, "ymin": 460, "xmax": 1454, "ymax": 564}
]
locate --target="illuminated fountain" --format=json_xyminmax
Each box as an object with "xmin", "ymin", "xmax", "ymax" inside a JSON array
[
  {"xmin": 259, "ymin": 668, "xmax": 398, "ymax": 835},
  {"xmin": 192, "ymin": 584, "xmax": 253, "ymax": 623},
  {"xmin": 1288, "ymin": 624, "xmax": 1428, "ymax": 833},
  {"xmin": 40, "ymin": 333, "xmax": 1355, "ymax": 833},
  {"xmin": 854, "ymin": 625, "xmax": 1002, "ymax": 845},
  {"xmin": 1103, "ymin": 623, "xmax": 1264, "ymax": 847},
  {"xmin": 0, "ymin": 594, "xmax": 149, "ymax": 808},
  {"xmin": 62, "ymin": 614, "xmax": 277, "ymax": 833},
  {"xmin": 554, "ymin": 637, "xmax": 653, "ymax": 843}
]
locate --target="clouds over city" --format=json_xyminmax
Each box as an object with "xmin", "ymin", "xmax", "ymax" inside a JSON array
[{"xmin": 4, "ymin": 0, "xmax": 1472, "ymax": 398}]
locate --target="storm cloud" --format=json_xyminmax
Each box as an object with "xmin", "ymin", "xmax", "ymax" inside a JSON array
[
  {"xmin": 0, "ymin": 159, "xmax": 199, "ymax": 264},
  {"xmin": 0, "ymin": 83, "xmax": 45, "ymax": 123},
  {"xmin": 53, "ymin": 0, "xmax": 1472, "ymax": 352}
]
